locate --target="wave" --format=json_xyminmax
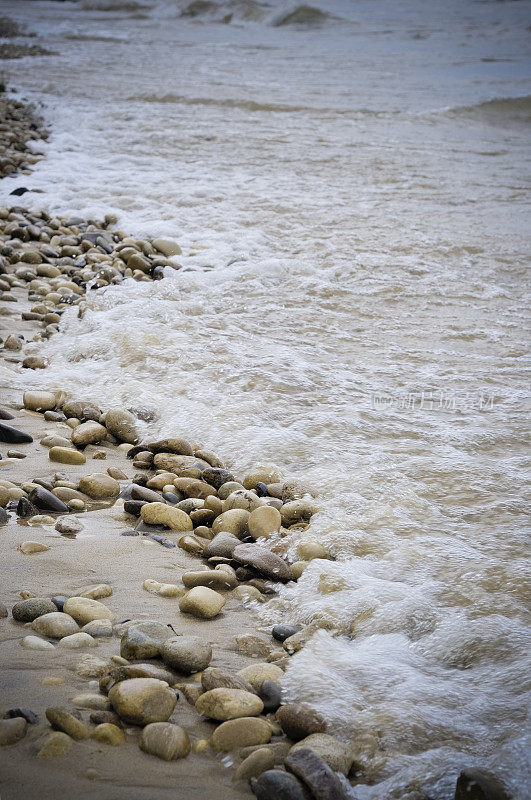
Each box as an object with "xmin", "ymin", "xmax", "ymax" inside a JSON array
[
  {"xmin": 268, "ymin": 4, "xmax": 337, "ymax": 27},
  {"xmin": 178, "ymin": 0, "xmax": 270, "ymax": 23},
  {"xmin": 132, "ymin": 91, "xmax": 324, "ymax": 113},
  {"xmin": 439, "ymin": 95, "xmax": 531, "ymax": 124}
]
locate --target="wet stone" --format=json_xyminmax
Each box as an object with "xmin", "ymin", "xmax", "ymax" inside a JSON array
[
  {"xmin": 251, "ymin": 770, "xmax": 310, "ymax": 800},
  {"xmin": 4, "ymin": 708, "xmax": 39, "ymax": 725},
  {"xmin": 12, "ymin": 597, "xmax": 57, "ymax": 622},
  {"xmin": 0, "ymin": 717, "xmax": 27, "ymax": 746},
  {"xmin": 258, "ymin": 680, "xmax": 282, "ymax": 714},
  {"xmin": 0, "ymin": 421, "xmax": 33, "ymax": 444},
  {"xmin": 108, "ymin": 678, "xmax": 177, "ymax": 725},
  {"xmin": 120, "ymin": 621, "xmax": 173, "ymax": 660},
  {"xmin": 273, "ymin": 624, "xmax": 302, "ymax": 642},
  {"xmin": 285, "ymin": 748, "xmax": 345, "ymax": 800},
  {"xmin": 160, "ymin": 635, "xmax": 212, "ymax": 674},
  {"xmin": 28, "ymin": 486, "xmax": 68, "ymax": 513},
  {"xmin": 276, "ymin": 704, "xmax": 327, "ymax": 742},
  {"xmin": 211, "ymin": 717, "xmax": 272, "ymax": 753},
  {"xmin": 45, "ymin": 707, "xmax": 90, "ymax": 740},
  {"xmin": 139, "ymin": 722, "xmax": 191, "ymax": 761}
]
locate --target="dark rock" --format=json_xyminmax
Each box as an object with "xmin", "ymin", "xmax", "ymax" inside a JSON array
[
  {"xmin": 51, "ymin": 595, "xmax": 67, "ymax": 611},
  {"xmin": 273, "ymin": 625, "xmax": 303, "ymax": 642},
  {"xmin": 233, "ymin": 543, "xmax": 291, "ymax": 583},
  {"xmin": 258, "ymin": 680, "xmax": 282, "ymax": 713},
  {"xmin": 4, "ymin": 708, "xmax": 39, "ymax": 725},
  {"xmin": 28, "ymin": 486, "xmax": 68, "ymax": 513},
  {"xmin": 124, "ymin": 499, "xmax": 146, "ymax": 516},
  {"xmin": 255, "ymin": 481, "xmax": 268, "ymax": 497},
  {"xmin": 0, "ymin": 408, "xmax": 14, "ymax": 420},
  {"xmin": 276, "ymin": 704, "xmax": 327, "ymax": 741},
  {"xmin": 0, "ymin": 421, "xmax": 32, "ymax": 444},
  {"xmin": 32, "ymin": 478, "xmax": 54, "ymax": 492},
  {"xmin": 0, "ymin": 507, "xmax": 8, "ymax": 526},
  {"xmin": 144, "ymin": 533, "xmax": 176, "ymax": 548},
  {"xmin": 455, "ymin": 769, "xmax": 511, "ymax": 800},
  {"xmin": 126, "ymin": 444, "xmax": 154, "ymax": 459},
  {"xmin": 12, "ymin": 598, "xmax": 57, "ymax": 622},
  {"xmin": 10, "ymin": 187, "xmax": 29, "ymax": 196},
  {"xmin": 162, "ymin": 491, "xmax": 184, "ymax": 504},
  {"xmin": 131, "ymin": 484, "xmax": 164, "ymax": 503},
  {"xmin": 285, "ymin": 748, "xmax": 345, "ymax": 800},
  {"xmin": 202, "ymin": 468, "xmax": 234, "ymax": 490},
  {"xmin": 16, "ymin": 497, "xmax": 37, "ymax": 518},
  {"xmin": 120, "ymin": 529, "xmax": 139, "ymax": 537},
  {"xmin": 251, "ymin": 769, "xmax": 310, "ymax": 800}
]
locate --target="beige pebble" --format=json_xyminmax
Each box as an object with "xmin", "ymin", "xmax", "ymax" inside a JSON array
[
  {"xmin": 18, "ymin": 541, "xmax": 50, "ymax": 555},
  {"xmin": 37, "ymin": 731, "xmax": 72, "ymax": 758},
  {"xmin": 91, "ymin": 723, "xmax": 125, "ymax": 746},
  {"xmin": 49, "ymin": 446, "xmax": 86, "ymax": 465},
  {"xmin": 179, "ymin": 587, "xmax": 226, "ymax": 619}
]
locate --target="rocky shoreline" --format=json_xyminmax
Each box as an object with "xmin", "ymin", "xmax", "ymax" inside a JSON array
[{"xmin": 0, "ymin": 83, "xmax": 511, "ymax": 800}]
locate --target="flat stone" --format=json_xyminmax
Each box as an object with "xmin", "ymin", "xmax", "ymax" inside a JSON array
[
  {"xmin": 152, "ymin": 453, "xmax": 208, "ymax": 473},
  {"xmin": 37, "ymin": 731, "xmax": 72, "ymax": 759},
  {"xmin": 12, "ymin": 597, "xmax": 57, "ymax": 622},
  {"xmin": 104, "ymin": 408, "xmax": 138, "ymax": 444},
  {"xmin": 233, "ymin": 543, "xmax": 291, "ymax": 583},
  {"xmin": 211, "ymin": 717, "xmax": 271, "ymax": 752},
  {"xmin": 223, "ymin": 489, "xmax": 264, "ymax": 513},
  {"xmin": 218, "ymin": 481, "xmax": 245, "ymax": 500},
  {"xmin": 251, "ymin": 770, "xmax": 310, "ymax": 800},
  {"xmin": 3, "ymin": 708, "xmax": 39, "ymax": 725},
  {"xmin": 179, "ymin": 586, "xmax": 226, "ymax": 619},
  {"xmin": 0, "ymin": 717, "xmax": 27, "ymax": 746},
  {"xmin": 92, "ymin": 722, "xmax": 125, "ymax": 746},
  {"xmin": 142, "ymin": 579, "xmax": 184, "ymax": 597},
  {"xmin": 203, "ymin": 532, "xmax": 241, "ymax": 559},
  {"xmin": 202, "ymin": 468, "xmax": 234, "ymax": 489},
  {"xmin": 74, "ymin": 584, "xmax": 112, "ymax": 600},
  {"xmin": 45, "ymin": 707, "xmax": 90, "ymax": 740},
  {"xmin": 49, "ymin": 446, "xmax": 87, "ymax": 464},
  {"xmin": 212, "ymin": 509, "xmax": 250, "ymax": 538},
  {"xmin": 152, "ymin": 238, "xmax": 182, "ymax": 257},
  {"xmin": 237, "ymin": 663, "xmax": 284, "ymax": 691},
  {"xmin": 28, "ymin": 486, "xmax": 68, "ymax": 513},
  {"xmin": 23, "ymin": 391, "xmax": 56, "ymax": 412},
  {"xmin": 285, "ymin": 747, "xmax": 345, "ymax": 800},
  {"xmin": 160, "ymin": 635, "xmax": 212, "ymax": 674},
  {"xmin": 297, "ymin": 538, "xmax": 329, "ymax": 561},
  {"xmin": 81, "ymin": 619, "xmax": 113, "ymax": 638},
  {"xmin": 108, "ymin": 678, "xmax": 177, "ymax": 725},
  {"xmin": 140, "ymin": 722, "xmax": 191, "ymax": 760},
  {"xmin": 276, "ymin": 704, "xmax": 326, "ymax": 741},
  {"xmin": 280, "ymin": 500, "xmax": 318, "ymax": 526},
  {"xmin": 72, "ymin": 694, "xmax": 110, "ymax": 711},
  {"xmin": 78, "ymin": 473, "xmax": 120, "ymax": 499},
  {"xmin": 248, "ymin": 506, "xmax": 282, "ymax": 539},
  {"xmin": 236, "ymin": 635, "xmax": 272, "ymax": 659},
  {"xmin": 196, "ymin": 688, "xmax": 263, "ymax": 721},
  {"xmin": 233, "ymin": 748, "xmax": 275, "ymax": 782},
  {"xmin": 32, "ymin": 612, "xmax": 80, "ymax": 639},
  {"xmin": 140, "ymin": 502, "xmax": 193, "ymax": 531},
  {"xmin": 0, "ymin": 421, "xmax": 32, "ymax": 445},
  {"xmin": 120, "ymin": 621, "xmax": 173, "ymax": 660},
  {"xmin": 55, "ymin": 516, "xmax": 84, "ymax": 534},
  {"xmin": 75, "ymin": 655, "xmax": 110, "ymax": 679}
]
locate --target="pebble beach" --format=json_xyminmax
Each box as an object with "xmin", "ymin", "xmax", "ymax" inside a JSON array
[{"xmin": 0, "ymin": 2, "xmax": 529, "ymax": 799}]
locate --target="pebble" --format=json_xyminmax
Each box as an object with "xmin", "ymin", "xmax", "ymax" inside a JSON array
[
  {"xmin": 4, "ymin": 708, "xmax": 39, "ymax": 725},
  {"xmin": 92, "ymin": 723, "xmax": 125, "ymax": 746},
  {"xmin": 7, "ymin": 449, "xmax": 26, "ymax": 459},
  {"xmin": 45, "ymin": 707, "xmax": 90, "ymax": 740},
  {"xmin": 18, "ymin": 541, "xmax": 50, "ymax": 555},
  {"xmin": 251, "ymin": 770, "xmax": 309, "ymax": 800},
  {"xmin": 290, "ymin": 561, "xmax": 309, "ymax": 580},
  {"xmin": 236, "ymin": 635, "xmax": 272, "ymax": 659},
  {"xmin": 140, "ymin": 501, "xmax": 193, "ymax": 531},
  {"xmin": 160, "ymin": 635, "xmax": 212, "ymax": 674},
  {"xmin": 179, "ymin": 586, "xmax": 226, "ymax": 619},
  {"xmin": 201, "ymin": 667, "xmax": 255, "ymax": 695},
  {"xmin": 284, "ymin": 747, "xmax": 346, "ymax": 800},
  {"xmin": 0, "ymin": 603, "xmax": 7, "ymax": 618},
  {"xmin": 223, "ymin": 489, "xmax": 264, "ymax": 513},
  {"xmin": 212, "ymin": 508, "xmax": 250, "ymax": 538},
  {"xmin": 195, "ymin": 688, "xmax": 264, "ymax": 721},
  {"xmin": 181, "ymin": 569, "xmax": 238, "ymax": 591},
  {"xmin": 37, "ymin": 731, "xmax": 72, "ymax": 759},
  {"xmin": 120, "ymin": 621, "xmax": 173, "ymax": 659},
  {"xmin": 139, "ymin": 722, "xmax": 190, "ymax": 761},
  {"xmin": 142, "ymin": 579, "xmax": 184, "ymax": 597},
  {"xmin": 248, "ymin": 506, "xmax": 282, "ymax": 539},
  {"xmin": 290, "ymin": 734, "xmax": 356, "ymax": 775},
  {"xmin": 55, "ymin": 516, "xmax": 84, "ymax": 535},
  {"xmin": 75, "ymin": 583, "xmax": 112, "ymax": 600},
  {"xmin": 233, "ymin": 543, "xmax": 291, "ymax": 583},
  {"xmin": 243, "ymin": 466, "xmax": 281, "ymax": 490},
  {"xmin": 0, "ymin": 717, "xmax": 27, "ymax": 746},
  {"xmin": 280, "ymin": 500, "xmax": 318, "ymax": 526},
  {"xmin": 58, "ymin": 632, "xmax": 97, "ymax": 649},
  {"xmin": 272, "ymin": 624, "xmax": 302, "ymax": 642},
  {"xmin": 233, "ymin": 748, "xmax": 275, "ymax": 782},
  {"xmin": 78, "ymin": 472, "xmax": 120, "ymax": 498},
  {"xmin": 258, "ymin": 680, "xmax": 282, "ymax": 713},
  {"xmin": 72, "ymin": 693, "xmax": 110, "ymax": 711},
  {"xmin": 20, "ymin": 635, "xmax": 55, "ymax": 650},
  {"xmin": 63, "ymin": 597, "xmax": 114, "ymax": 625},
  {"xmin": 211, "ymin": 717, "xmax": 272, "ymax": 753},
  {"xmin": 152, "ymin": 238, "xmax": 182, "ymax": 257},
  {"xmin": 276, "ymin": 704, "xmax": 327, "ymax": 741},
  {"xmin": 297, "ymin": 538, "xmax": 330, "ymax": 561},
  {"xmin": 237, "ymin": 663, "xmax": 284, "ymax": 691},
  {"xmin": 32, "ymin": 611, "xmax": 80, "ymax": 639},
  {"xmin": 203, "ymin": 532, "xmax": 241, "ymax": 559},
  {"xmin": 104, "ymin": 408, "xmax": 138, "ymax": 444},
  {"xmin": 217, "ymin": 481, "xmax": 245, "ymax": 500},
  {"xmin": 68, "ymin": 498, "xmax": 85, "ymax": 511},
  {"xmin": 108, "ymin": 678, "xmax": 177, "ymax": 725},
  {"xmin": 71, "ymin": 420, "xmax": 107, "ymax": 447},
  {"xmin": 12, "ymin": 597, "xmax": 57, "ymax": 622},
  {"xmin": 23, "ymin": 390, "xmax": 56, "ymax": 412},
  {"xmin": 75, "ymin": 655, "xmax": 111, "ymax": 679},
  {"xmin": 27, "ymin": 514, "xmax": 55, "ymax": 525}
]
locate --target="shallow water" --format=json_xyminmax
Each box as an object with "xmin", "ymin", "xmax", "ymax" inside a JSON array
[{"xmin": 2, "ymin": 0, "xmax": 530, "ymax": 796}]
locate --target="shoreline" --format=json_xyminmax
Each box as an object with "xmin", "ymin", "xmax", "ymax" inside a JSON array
[{"xmin": 0, "ymin": 89, "xmax": 357, "ymax": 800}]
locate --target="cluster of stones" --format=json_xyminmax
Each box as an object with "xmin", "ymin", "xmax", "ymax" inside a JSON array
[
  {"xmin": 0, "ymin": 580, "xmax": 355, "ymax": 800},
  {"xmin": 0, "ymin": 88, "xmax": 49, "ymax": 179},
  {"xmin": 0, "ymin": 206, "xmax": 185, "ymax": 363}
]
